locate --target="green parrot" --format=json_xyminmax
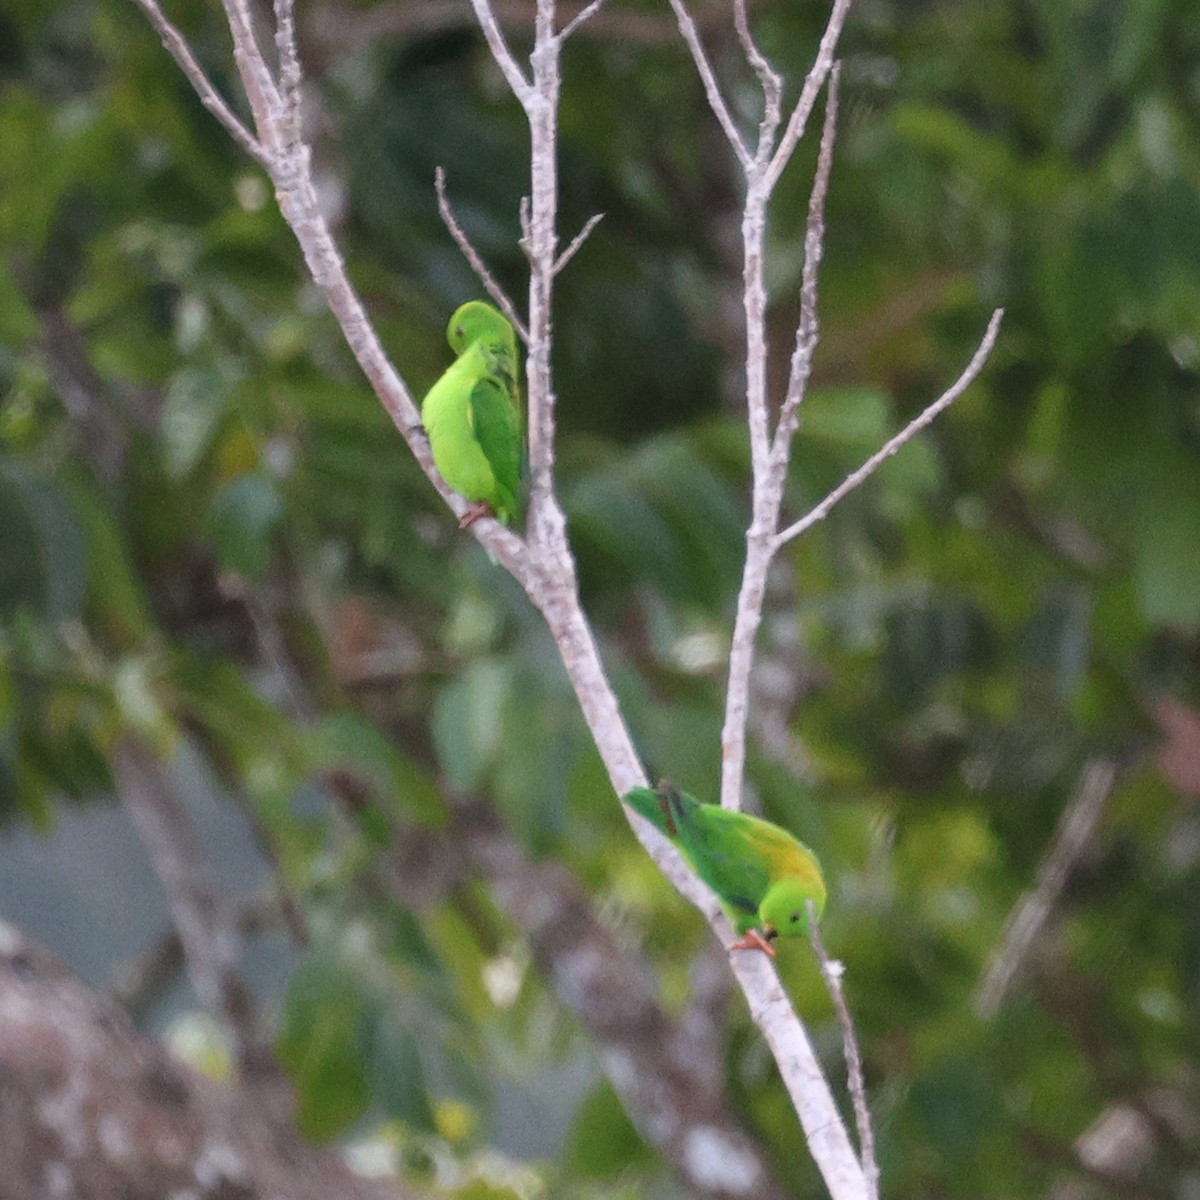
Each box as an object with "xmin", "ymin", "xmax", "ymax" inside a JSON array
[
  {"xmin": 625, "ymin": 781, "xmax": 826, "ymax": 957},
  {"xmin": 422, "ymin": 300, "xmax": 523, "ymax": 527}
]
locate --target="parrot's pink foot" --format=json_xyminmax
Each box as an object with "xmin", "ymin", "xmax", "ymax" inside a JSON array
[
  {"xmin": 730, "ymin": 928, "xmax": 777, "ymax": 958},
  {"xmin": 458, "ymin": 502, "xmax": 495, "ymax": 529}
]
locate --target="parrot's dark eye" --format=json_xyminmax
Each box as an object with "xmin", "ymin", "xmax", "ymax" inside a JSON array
[{"xmin": 790, "ymin": 912, "xmax": 801, "ymax": 924}]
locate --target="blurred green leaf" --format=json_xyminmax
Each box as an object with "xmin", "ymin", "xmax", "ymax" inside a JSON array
[
  {"xmin": 315, "ymin": 711, "xmax": 445, "ymax": 826},
  {"xmin": 563, "ymin": 1082, "xmax": 650, "ymax": 1181},
  {"xmin": 1134, "ymin": 467, "xmax": 1200, "ymax": 631},
  {"xmin": 204, "ymin": 472, "xmax": 282, "ymax": 579},
  {"xmin": 369, "ymin": 1015, "xmax": 435, "ymax": 1132},
  {"xmin": 0, "ymin": 465, "xmax": 86, "ymax": 621},
  {"xmin": 159, "ymin": 365, "xmax": 233, "ymax": 478},
  {"xmin": 432, "ymin": 659, "xmax": 508, "ymax": 792},
  {"xmin": 277, "ymin": 951, "xmax": 373, "ymax": 1140}
]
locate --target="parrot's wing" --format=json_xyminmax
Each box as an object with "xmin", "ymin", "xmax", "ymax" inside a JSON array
[
  {"xmin": 675, "ymin": 805, "xmax": 772, "ymax": 919},
  {"xmin": 467, "ymin": 372, "xmax": 522, "ymax": 512}
]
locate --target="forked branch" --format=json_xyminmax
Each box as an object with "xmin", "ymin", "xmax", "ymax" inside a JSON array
[
  {"xmin": 435, "ymin": 166, "xmax": 530, "ymax": 344},
  {"xmin": 129, "ymin": 0, "xmax": 268, "ymax": 165},
  {"xmin": 775, "ymin": 307, "xmax": 1005, "ymax": 548},
  {"xmin": 136, "ymin": 0, "xmax": 530, "ymax": 575}
]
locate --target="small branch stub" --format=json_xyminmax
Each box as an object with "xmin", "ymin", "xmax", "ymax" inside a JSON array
[
  {"xmin": 809, "ymin": 901, "xmax": 878, "ymax": 1200},
  {"xmin": 554, "ymin": 212, "xmax": 604, "ymax": 274},
  {"xmin": 435, "ymin": 166, "xmax": 530, "ymax": 343}
]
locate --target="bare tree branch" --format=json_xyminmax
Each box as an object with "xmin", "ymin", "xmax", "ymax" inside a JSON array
[
  {"xmin": 217, "ymin": 0, "xmax": 284, "ymax": 136},
  {"xmin": 775, "ymin": 307, "xmax": 1005, "ymax": 548},
  {"xmin": 764, "ymin": 0, "xmax": 852, "ymax": 190},
  {"xmin": 476, "ymin": 2, "xmax": 864, "ymax": 1193},
  {"xmin": 809, "ymin": 903, "xmax": 878, "ymax": 1200},
  {"xmin": 138, "ymin": 0, "xmax": 532, "ymax": 565},
  {"xmin": 715, "ymin": 4, "xmax": 856, "ymax": 820},
  {"xmin": 729, "ymin": 950, "xmax": 865, "ymax": 1198},
  {"xmin": 129, "ymin": 0, "xmax": 269, "ymax": 166},
  {"xmin": 556, "ymin": 0, "xmax": 607, "ymax": 42},
  {"xmin": 976, "ymin": 757, "xmax": 1120, "ymax": 1018},
  {"xmin": 519, "ymin": 193, "xmax": 533, "ymax": 251},
  {"xmin": 517, "ymin": 0, "xmax": 565, "ymax": 528},
  {"xmin": 666, "ymin": 0, "xmax": 752, "ymax": 168},
  {"xmin": 554, "ymin": 211, "xmax": 605, "ymax": 274},
  {"xmin": 773, "ymin": 64, "xmax": 840, "ymax": 461},
  {"xmin": 272, "ymin": 0, "xmax": 304, "ymax": 145},
  {"xmin": 733, "ymin": 0, "xmax": 782, "ymax": 156},
  {"xmin": 127, "ymin": 1, "xmax": 1002, "ymax": 1196},
  {"xmin": 466, "ymin": 0, "xmax": 534, "ymax": 101},
  {"xmin": 435, "ymin": 167, "xmax": 530, "ymax": 343},
  {"xmin": 455, "ymin": 799, "xmax": 792, "ymax": 1200}
]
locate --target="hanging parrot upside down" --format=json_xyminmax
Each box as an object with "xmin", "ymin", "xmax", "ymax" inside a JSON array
[
  {"xmin": 421, "ymin": 300, "xmax": 523, "ymax": 529},
  {"xmin": 624, "ymin": 781, "xmax": 826, "ymax": 957}
]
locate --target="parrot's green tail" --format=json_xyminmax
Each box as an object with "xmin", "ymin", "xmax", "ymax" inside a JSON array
[{"xmin": 623, "ymin": 780, "xmax": 698, "ymax": 839}]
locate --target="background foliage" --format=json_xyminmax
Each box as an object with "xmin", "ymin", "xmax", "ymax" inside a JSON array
[{"xmin": 2, "ymin": 0, "xmax": 1199, "ymax": 1197}]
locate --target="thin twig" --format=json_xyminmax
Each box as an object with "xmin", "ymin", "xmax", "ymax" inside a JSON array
[
  {"xmin": 775, "ymin": 307, "xmax": 1005, "ymax": 548},
  {"xmin": 773, "ymin": 64, "xmax": 840, "ymax": 459},
  {"xmin": 129, "ymin": 0, "xmax": 270, "ymax": 166},
  {"xmin": 729, "ymin": 949, "xmax": 865, "ymax": 1198},
  {"xmin": 733, "ymin": 0, "xmax": 782, "ymax": 156},
  {"xmin": 216, "ymin": 0, "xmax": 285, "ymax": 159},
  {"xmin": 520, "ymin": 0, "xmax": 565, "ymax": 527},
  {"xmin": 557, "ymin": 0, "xmax": 607, "ymax": 41},
  {"xmin": 765, "ymin": 0, "xmax": 852, "ymax": 189},
  {"xmin": 466, "ymin": 0, "xmax": 534, "ymax": 101},
  {"xmin": 273, "ymin": 0, "xmax": 304, "ymax": 145},
  {"xmin": 519, "ymin": 195, "xmax": 533, "ymax": 254},
  {"xmin": 719, "ymin": 13, "xmax": 853, "ymax": 815},
  {"xmin": 808, "ymin": 902, "xmax": 878, "ymax": 1200},
  {"xmin": 665, "ymin": 0, "xmax": 752, "ymax": 168},
  {"xmin": 435, "ymin": 167, "xmax": 530, "ymax": 343},
  {"xmin": 553, "ymin": 212, "xmax": 604, "ymax": 274},
  {"xmin": 976, "ymin": 757, "xmax": 1119, "ymax": 1018}
]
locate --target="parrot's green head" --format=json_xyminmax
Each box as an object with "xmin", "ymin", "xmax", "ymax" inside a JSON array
[
  {"xmin": 759, "ymin": 879, "xmax": 826, "ymax": 941},
  {"xmin": 447, "ymin": 300, "xmax": 514, "ymax": 355}
]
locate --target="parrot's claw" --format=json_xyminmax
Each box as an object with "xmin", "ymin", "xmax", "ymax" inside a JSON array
[
  {"xmin": 458, "ymin": 502, "xmax": 495, "ymax": 529},
  {"xmin": 729, "ymin": 928, "xmax": 777, "ymax": 958}
]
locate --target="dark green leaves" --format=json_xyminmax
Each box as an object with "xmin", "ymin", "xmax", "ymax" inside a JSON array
[{"xmin": 0, "ymin": 464, "xmax": 86, "ymax": 623}]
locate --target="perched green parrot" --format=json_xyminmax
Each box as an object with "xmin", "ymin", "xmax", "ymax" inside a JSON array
[
  {"xmin": 422, "ymin": 300, "xmax": 523, "ymax": 527},
  {"xmin": 625, "ymin": 781, "xmax": 826, "ymax": 957}
]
